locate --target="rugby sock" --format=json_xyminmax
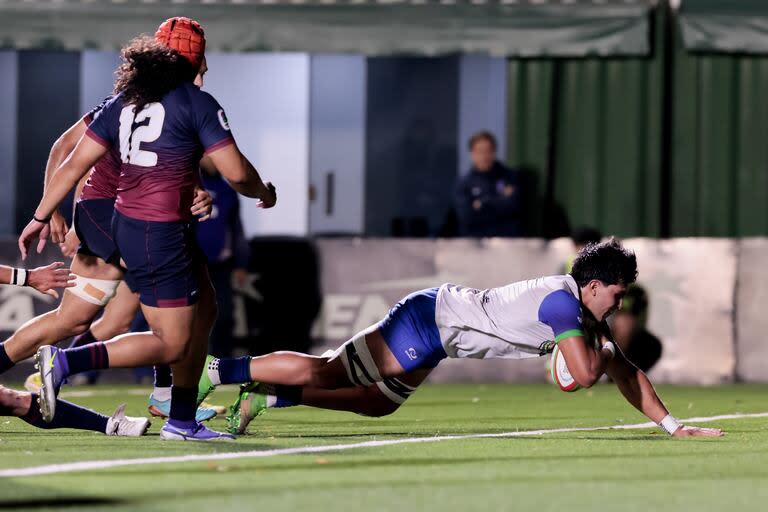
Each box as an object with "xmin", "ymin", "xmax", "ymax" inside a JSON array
[
  {"xmin": 0, "ymin": 343, "xmax": 13, "ymax": 374},
  {"xmin": 64, "ymin": 343, "xmax": 109, "ymax": 376},
  {"xmin": 268, "ymin": 384, "xmax": 302, "ymax": 408},
  {"xmin": 68, "ymin": 329, "xmax": 97, "ymax": 349},
  {"xmin": 153, "ymin": 366, "xmax": 173, "ymax": 400},
  {"xmin": 22, "ymin": 393, "xmax": 108, "ymax": 433},
  {"xmin": 168, "ymin": 386, "xmax": 197, "ymax": 429},
  {"xmin": 212, "ymin": 356, "xmax": 251, "ymax": 385}
]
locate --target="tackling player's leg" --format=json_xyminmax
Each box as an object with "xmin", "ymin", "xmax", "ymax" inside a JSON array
[
  {"xmin": 227, "ymin": 369, "xmax": 432, "ymax": 435},
  {"xmin": 0, "ymin": 385, "xmax": 148, "ymax": 436},
  {"xmin": 204, "ymin": 288, "xmax": 445, "ymax": 431}
]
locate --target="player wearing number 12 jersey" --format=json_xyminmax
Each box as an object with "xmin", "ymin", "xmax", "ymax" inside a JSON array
[
  {"xmin": 1, "ymin": 19, "xmax": 216, "ymax": 425},
  {"xmin": 20, "ymin": 20, "xmax": 276, "ymax": 441}
]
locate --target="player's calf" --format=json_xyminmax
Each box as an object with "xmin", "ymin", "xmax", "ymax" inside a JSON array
[{"xmin": 0, "ymin": 385, "xmax": 31, "ymax": 416}]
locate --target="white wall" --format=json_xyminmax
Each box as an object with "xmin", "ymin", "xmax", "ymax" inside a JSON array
[
  {"xmin": 458, "ymin": 55, "xmax": 507, "ymax": 175},
  {"xmin": 0, "ymin": 52, "xmax": 17, "ymax": 235},
  {"xmin": 204, "ymin": 53, "xmax": 311, "ymax": 237},
  {"xmin": 80, "ymin": 50, "xmax": 120, "ymax": 114},
  {"xmin": 309, "ymin": 55, "xmax": 366, "ymax": 235}
]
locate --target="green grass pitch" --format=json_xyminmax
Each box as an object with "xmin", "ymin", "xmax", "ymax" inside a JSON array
[{"xmin": 1, "ymin": 383, "xmax": 767, "ymax": 511}]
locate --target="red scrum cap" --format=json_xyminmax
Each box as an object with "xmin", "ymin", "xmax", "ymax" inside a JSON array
[{"xmin": 155, "ymin": 17, "xmax": 206, "ymax": 71}]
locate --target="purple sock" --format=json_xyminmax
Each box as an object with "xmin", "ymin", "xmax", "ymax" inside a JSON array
[
  {"xmin": 168, "ymin": 386, "xmax": 197, "ymax": 429},
  {"xmin": 22, "ymin": 393, "xmax": 109, "ymax": 433},
  {"xmin": 64, "ymin": 343, "xmax": 109, "ymax": 376},
  {"xmin": 68, "ymin": 329, "xmax": 97, "ymax": 349},
  {"xmin": 154, "ymin": 365, "xmax": 172, "ymax": 388},
  {"xmin": 0, "ymin": 343, "xmax": 13, "ymax": 374},
  {"xmin": 218, "ymin": 356, "xmax": 251, "ymax": 385}
]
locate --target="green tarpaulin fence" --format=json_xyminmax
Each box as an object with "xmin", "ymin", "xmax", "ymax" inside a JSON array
[
  {"xmin": 680, "ymin": 0, "xmax": 768, "ymax": 54},
  {"xmin": 0, "ymin": 0, "xmax": 651, "ymax": 57}
]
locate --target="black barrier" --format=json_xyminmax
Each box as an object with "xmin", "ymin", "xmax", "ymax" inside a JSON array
[{"xmin": 232, "ymin": 237, "xmax": 322, "ymax": 356}]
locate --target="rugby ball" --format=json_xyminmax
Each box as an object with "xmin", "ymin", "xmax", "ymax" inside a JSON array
[{"xmin": 550, "ymin": 345, "xmax": 581, "ymax": 392}]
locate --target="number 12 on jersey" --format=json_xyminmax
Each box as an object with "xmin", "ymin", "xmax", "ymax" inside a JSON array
[{"xmin": 119, "ymin": 103, "xmax": 165, "ymax": 167}]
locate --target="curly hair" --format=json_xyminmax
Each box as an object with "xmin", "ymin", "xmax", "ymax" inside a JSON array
[
  {"xmin": 113, "ymin": 35, "xmax": 197, "ymax": 113},
  {"xmin": 570, "ymin": 237, "xmax": 638, "ymax": 288}
]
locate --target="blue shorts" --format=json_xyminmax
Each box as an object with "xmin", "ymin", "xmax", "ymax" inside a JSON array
[
  {"xmin": 74, "ymin": 198, "xmax": 120, "ymax": 264},
  {"xmin": 378, "ymin": 287, "xmax": 447, "ymax": 372},
  {"xmin": 112, "ymin": 210, "xmax": 200, "ymax": 308}
]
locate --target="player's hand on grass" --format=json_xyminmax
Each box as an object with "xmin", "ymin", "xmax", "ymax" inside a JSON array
[
  {"xmin": 257, "ymin": 182, "xmax": 276, "ymax": 209},
  {"xmin": 19, "ymin": 218, "xmax": 51, "ymax": 260},
  {"xmin": 59, "ymin": 229, "xmax": 80, "ymax": 259},
  {"xmin": 27, "ymin": 261, "xmax": 76, "ymax": 299},
  {"xmin": 672, "ymin": 425, "xmax": 724, "ymax": 437},
  {"xmin": 49, "ymin": 210, "xmax": 69, "ymax": 245},
  {"xmin": 192, "ymin": 186, "xmax": 213, "ymax": 221}
]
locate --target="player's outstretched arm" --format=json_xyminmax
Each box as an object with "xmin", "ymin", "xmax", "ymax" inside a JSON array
[
  {"xmin": 606, "ymin": 348, "xmax": 723, "ymax": 437},
  {"xmin": 0, "ymin": 262, "xmax": 75, "ymax": 298},
  {"xmin": 203, "ymin": 146, "xmax": 276, "ymax": 206},
  {"xmin": 19, "ymin": 136, "xmax": 107, "ymax": 259},
  {"xmin": 44, "ymin": 118, "xmax": 88, "ymax": 244}
]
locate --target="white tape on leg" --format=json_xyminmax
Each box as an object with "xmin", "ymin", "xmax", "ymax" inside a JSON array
[
  {"xmin": 67, "ymin": 275, "xmax": 120, "ymax": 306},
  {"xmin": 338, "ymin": 333, "xmax": 383, "ymax": 387}
]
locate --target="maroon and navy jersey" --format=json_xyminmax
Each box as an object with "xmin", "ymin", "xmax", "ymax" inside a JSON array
[
  {"xmin": 85, "ymin": 83, "xmax": 235, "ymax": 222},
  {"xmin": 80, "ymin": 97, "xmax": 121, "ymax": 202}
]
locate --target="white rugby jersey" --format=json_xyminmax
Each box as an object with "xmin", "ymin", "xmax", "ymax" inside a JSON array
[{"xmin": 434, "ymin": 275, "xmax": 585, "ymax": 360}]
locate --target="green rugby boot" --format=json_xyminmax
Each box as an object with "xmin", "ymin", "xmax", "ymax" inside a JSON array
[{"xmin": 226, "ymin": 382, "xmax": 268, "ymax": 435}]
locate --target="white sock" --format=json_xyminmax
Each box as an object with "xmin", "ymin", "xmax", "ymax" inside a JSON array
[
  {"xmin": 262, "ymin": 384, "xmax": 278, "ymax": 408},
  {"xmin": 152, "ymin": 387, "xmax": 171, "ymax": 402},
  {"xmin": 207, "ymin": 357, "xmax": 222, "ymax": 386}
]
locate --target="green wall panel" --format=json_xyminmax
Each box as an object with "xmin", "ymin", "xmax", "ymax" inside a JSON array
[
  {"xmin": 672, "ymin": 52, "xmax": 768, "ymax": 236},
  {"xmin": 507, "ymin": 58, "xmax": 661, "ymax": 237},
  {"xmin": 508, "ymin": 2, "xmax": 768, "ymax": 238}
]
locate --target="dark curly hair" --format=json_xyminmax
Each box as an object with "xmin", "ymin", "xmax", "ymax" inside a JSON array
[
  {"xmin": 570, "ymin": 237, "xmax": 638, "ymax": 288},
  {"xmin": 114, "ymin": 35, "xmax": 197, "ymax": 113}
]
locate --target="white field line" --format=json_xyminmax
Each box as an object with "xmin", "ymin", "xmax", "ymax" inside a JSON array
[
  {"xmin": 58, "ymin": 386, "xmax": 240, "ymax": 398},
  {"xmin": 60, "ymin": 389, "xmax": 150, "ymax": 398},
  {"xmin": 1, "ymin": 412, "xmax": 764, "ymax": 479}
]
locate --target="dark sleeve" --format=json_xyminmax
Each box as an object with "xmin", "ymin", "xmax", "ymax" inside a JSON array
[
  {"xmin": 538, "ymin": 290, "xmax": 585, "ymax": 343},
  {"xmin": 83, "ymin": 96, "xmax": 112, "ymax": 126},
  {"xmin": 85, "ymin": 96, "xmax": 121, "ymax": 149},
  {"xmin": 193, "ymin": 90, "xmax": 235, "ymax": 153},
  {"xmin": 231, "ymin": 194, "xmax": 250, "ymax": 269},
  {"xmin": 453, "ymin": 175, "xmax": 475, "ymax": 234}
]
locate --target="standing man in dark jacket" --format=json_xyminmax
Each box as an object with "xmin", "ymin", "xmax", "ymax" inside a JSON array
[{"xmin": 454, "ymin": 131, "xmax": 523, "ymax": 237}]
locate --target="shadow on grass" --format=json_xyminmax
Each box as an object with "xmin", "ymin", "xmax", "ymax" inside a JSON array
[{"xmin": 0, "ymin": 496, "xmax": 128, "ymax": 509}]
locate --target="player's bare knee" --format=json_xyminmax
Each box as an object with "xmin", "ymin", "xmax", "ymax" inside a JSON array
[
  {"xmin": 65, "ymin": 320, "xmax": 91, "ymax": 339},
  {"xmin": 106, "ymin": 319, "xmax": 133, "ymax": 338},
  {"xmin": 55, "ymin": 308, "xmax": 93, "ymax": 338},
  {"xmin": 158, "ymin": 335, "xmax": 192, "ymax": 363},
  {"xmin": 307, "ymin": 358, "xmax": 347, "ymax": 389},
  {"xmin": 360, "ymin": 387, "xmax": 401, "ymax": 417},
  {"xmin": 0, "ymin": 386, "xmax": 29, "ymax": 415},
  {"xmin": 167, "ymin": 345, "xmax": 190, "ymax": 364},
  {"xmin": 0, "ymin": 386, "xmax": 14, "ymax": 410}
]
